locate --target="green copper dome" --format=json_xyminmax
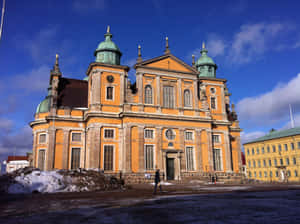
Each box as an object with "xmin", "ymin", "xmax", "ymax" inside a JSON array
[
  {"xmin": 36, "ymin": 87, "xmax": 51, "ymax": 114},
  {"xmin": 94, "ymin": 26, "xmax": 122, "ymax": 65},
  {"xmin": 36, "ymin": 97, "xmax": 50, "ymax": 113},
  {"xmin": 195, "ymin": 43, "xmax": 217, "ymax": 78},
  {"xmin": 83, "ymin": 76, "xmax": 89, "ymax": 81}
]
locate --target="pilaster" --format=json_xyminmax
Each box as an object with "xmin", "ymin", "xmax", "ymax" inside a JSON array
[
  {"xmin": 46, "ymin": 128, "xmax": 56, "ymax": 171},
  {"xmin": 196, "ymin": 129, "xmax": 203, "ymax": 171},
  {"xmin": 178, "ymin": 79, "xmax": 183, "ymax": 115},
  {"xmin": 179, "ymin": 128, "xmax": 186, "ymax": 171},
  {"xmin": 207, "ymin": 129, "xmax": 214, "ymax": 171},
  {"xmin": 156, "ymin": 75, "xmax": 161, "ymax": 112},
  {"xmin": 138, "ymin": 126, "xmax": 145, "ymax": 172},
  {"xmin": 156, "ymin": 127, "xmax": 163, "ymax": 169},
  {"xmin": 124, "ymin": 125, "xmax": 132, "ymax": 172},
  {"xmin": 32, "ymin": 132, "xmax": 37, "ymax": 167},
  {"xmin": 62, "ymin": 130, "xmax": 70, "ymax": 169},
  {"xmin": 224, "ymin": 132, "xmax": 233, "ymax": 172}
]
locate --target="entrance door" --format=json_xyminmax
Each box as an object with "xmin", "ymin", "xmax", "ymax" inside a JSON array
[{"xmin": 166, "ymin": 158, "xmax": 175, "ymax": 180}]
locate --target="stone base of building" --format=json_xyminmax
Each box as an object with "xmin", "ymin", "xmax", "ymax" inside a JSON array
[{"xmin": 104, "ymin": 171, "xmax": 245, "ymax": 185}]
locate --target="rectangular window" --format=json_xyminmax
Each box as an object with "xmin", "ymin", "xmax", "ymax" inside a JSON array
[
  {"xmin": 185, "ymin": 131, "xmax": 193, "ymax": 141},
  {"xmin": 186, "ymin": 146, "xmax": 195, "ymax": 171},
  {"xmin": 104, "ymin": 145, "xmax": 114, "ymax": 171},
  {"xmin": 274, "ymin": 159, "xmax": 277, "ymax": 166},
  {"xmin": 252, "ymin": 148, "xmax": 255, "ymax": 155},
  {"xmin": 280, "ymin": 158, "xmax": 283, "ymax": 165},
  {"xmin": 258, "ymin": 160, "xmax": 261, "ymax": 167},
  {"xmin": 254, "ymin": 171, "xmax": 257, "ymax": 178},
  {"xmin": 211, "ymin": 97, "xmax": 216, "ymax": 109},
  {"xmin": 247, "ymin": 149, "xmax": 250, "ymax": 155},
  {"xmin": 256, "ymin": 148, "xmax": 260, "ymax": 154},
  {"xmin": 269, "ymin": 159, "xmax": 272, "ymax": 167},
  {"xmin": 145, "ymin": 145, "xmax": 154, "ymax": 170},
  {"xmin": 284, "ymin": 144, "xmax": 288, "ymax": 151},
  {"xmin": 104, "ymin": 129, "xmax": 114, "ymax": 139},
  {"xmin": 39, "ymin": 134, "xmax": 46, "ymax": 144},
  {"xmin": 259, "ymin": 172, "xmax": 262, "ymax": 178},
  {"xmin": 270, "ymin": 171, "xmax": 273, "ymax": 177},
  {"xmin": 253, "ymin": 160, "xmax": 256, "ymax": 168},
  {"xmin": 163, "ymin": 86, "xmax": 175, "ymax": 108},
  {"xmin": 264, "ymin": 171, "xmax": 267, "ymax": 178},
  {"xmin": 298, "ymin": 142, "xmax": 300, "ymax": 149},
  {"xmin": 278, "ymin": 144, "xmax": 282, "ymax": 152},
  {"xmin": 262, "ymin": 147, "xmax": 265, "ymax": 154},
  {"xmin": 72, "ymin": 133, "xmax": 81, "ymax": 142},
  {"xmin": 272, "ymin": 145, "xmax": 276, "ymax": 152},
  {"xmin": 263, "ymin": 160, "xmax": 266, "ymax": 167},
  {"xmin": 106, "ymin": 86, "xmax": 113, "ymax": 100},
  {"xmin": 144, "ymin": 129, "xmax": 154, "ymax": 139},
  {"xmin": 212, "ymin": 135, "xmax": 220, "ymax": 143},
  {"xmin": 38, "ymin": 149, "xmax": 46, "ymax": 171},
  {"xmin": 276, "ymin": 171, "xmax": 279, "ymax": 177},
  {"xmin": 291, "ymin": 142, "xmax": 295, "ymax": 150},
  {"xmin": 71, "ymin": 148, "xmax": 81, "ymax": 169},
  {"xmin": 213, "ymin": 148, "xmax": 222, "ymax": 171},
  {"xmin": 267, "ymin": 146, "xmax": 270, "ymax": 153},
  {"xmin": 293, "ymin": 157, "xmax": 297, "ymax": 165}
]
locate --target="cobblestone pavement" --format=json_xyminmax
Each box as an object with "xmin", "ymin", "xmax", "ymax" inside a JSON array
[{"xmin": 1, "ymin": 183, "xmax": 300, "ymax": 223}]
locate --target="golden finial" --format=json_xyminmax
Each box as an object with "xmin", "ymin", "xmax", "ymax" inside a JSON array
[
  {"xmin": 107, "ymin": 25, "xmax": 110, "ymax": 33},
  {"xmin": 202, "ymin": 42, "xmax": 206, "ymax": 49},
  {"xmin": 137, "ymin": 44, "xmax": 142, "ymax": 63}
]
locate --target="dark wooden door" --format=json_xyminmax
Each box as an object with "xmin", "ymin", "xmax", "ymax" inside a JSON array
[{"xmin": 167, "ymin": 158, "xmax": 175, "ymax": 180}]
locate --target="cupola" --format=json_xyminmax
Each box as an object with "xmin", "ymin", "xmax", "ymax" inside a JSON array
[
  {"xmin": 195, "ymin": 42, "xmax": 217, "ymax": 78},
  {"xmin": 94, "ymin": 26, "xmax": 122, "ymax": 65}
]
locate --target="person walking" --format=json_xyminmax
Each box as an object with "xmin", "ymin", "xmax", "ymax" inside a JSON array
[{"xmin": 153, "ymin": 168, "xmax": 162, "ymax": 194}]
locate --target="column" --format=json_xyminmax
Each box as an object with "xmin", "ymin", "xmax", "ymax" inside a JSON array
[
  {"xmin": 124, "ymin": 125, "xmax": 132, "ymax": 172},
  {"xmin": 32, "ymin": 132, "xmax": 37, "ymax": 167},
  {"xmin": 138, "ymin": 126, "xmax": 145, "ymax": 172},
  {"xmin": 179, "ymin": 128, "xmax": 186, "ymax": 171},
  {"xmin": 194, "ymin": 80, "xmax": 200, "ymax": 116},
  {"xmin": 94, "ymin": 127, "xmax": 101, "ymax": 169},
  {"xmin": 62, "ymin": 130, "xmax": 70, "ymax": 169},
  {"xmin": 91, "ymin": 71, "xmax": 101, "ymax": 110},
  {"xmin": 118, "ymin": 128, "xmax": 124, "ymax": 171},
  {"xmin": 46, "ymin": 128, "xmax": 56, "ymax": 171},
  {"xmin": 195, "ymin": 129, "xmax": 203, "ymax": 171},
  {"xmin": 178, "ymin": 79, "xmax": 182, "ymax": 114},
  {"xmin": 207, "ymin": 130, "xmax": 214, "ymax": 171},
  {"xmin": 156, "ymin": 127, "xmax": 162, "ymax": 169},
  {"xmin": 156, "ymin": 75, "xmax": 161, "ymax": 112},
  {"xmin": 120, "ymin": 72, "xmax": 125, "ymax": 105},
  {"xmin": 236, "ymin": 135, "xmax": 242, "ymax": 172},
  {"xmin": 86, "ymin": 128, "xmax": 92, "ymax": 168},
  {"xmin": 224, "ymin": 132, "xmax": 233, "ymax": 172}
]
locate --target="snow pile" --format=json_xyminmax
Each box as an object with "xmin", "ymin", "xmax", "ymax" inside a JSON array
[
  {"xmin": 8, "ymin": 170, "xmax": 65, "ymax": 194},
  {"xmin": 2, "ymin": 167, "xmax": 124, "ymax": 194},
  {"xmin": 150, "ymin": 181, "xmax": 173, "ymax": 186}
]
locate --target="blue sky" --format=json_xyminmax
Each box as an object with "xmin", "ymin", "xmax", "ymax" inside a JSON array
[{"xmin": 1, "ymin": 0, "xmax": 300, "ymax": 165}]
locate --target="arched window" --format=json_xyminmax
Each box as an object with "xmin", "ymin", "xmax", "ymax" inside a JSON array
[
  {"xmin": 184, "ymin": 89, "xmax": 191, "ymax": 107},
  {"xmin": 145, "ymin": 85, "xmax": 152, "ymax": 104}
]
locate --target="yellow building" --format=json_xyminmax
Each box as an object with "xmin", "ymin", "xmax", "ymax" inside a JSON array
[
  {"xmin": 30, "ymin": 27, "xmax": 242, "ymax": 182},
  {"xmin": 244, "ymin": 127, "xmax": 300, "ymax": 182}
]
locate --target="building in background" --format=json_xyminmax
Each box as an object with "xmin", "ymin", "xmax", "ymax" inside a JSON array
[
  {"xmin": 244, "ymin": 127, "xmax": 300, "ymax": 182},
  {"xmin": 5, "ymin": 156, "xmax": 30, "ymax": 173},
  {"xmin": 30, "ymin": 27, "xmax": 242, "ymax": 182}
]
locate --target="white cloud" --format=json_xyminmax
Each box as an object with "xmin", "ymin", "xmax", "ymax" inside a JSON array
[
  {"xmin": 241, "ymin": 131, "xmax": 265, "ymax": 144},
  {"xmin": 206, "ymin": 36, "xmax": 227, "ymax": 57},
  {"xmin": 73, "ymin": 0, "xmax": 106, "ymax": 12},
  {"xmin": 14, "ymin": 66, "xmax": 50, "ymax": 92},
  {"xmin": 228, "ymin": 23, "xmax": 284, "ymax": 64},
  {"xmin": 0, "ymin": 118, "xmax": 14, "ymax": 134},
  {"xmin": 237, "ymin": 73, "xmax": 300, "ymax": 127},
  {"xmin": 293, "ymin": 40, "xmax": 300, "ymax": 49}
]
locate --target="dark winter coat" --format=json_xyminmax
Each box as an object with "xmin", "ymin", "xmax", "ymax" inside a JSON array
[{"xmin": 155, "ymin": 170, "xmax": 160, "ymax": 183}]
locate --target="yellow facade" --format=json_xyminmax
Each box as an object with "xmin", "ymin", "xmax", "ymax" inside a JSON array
[
  {"xmin": 30, "ymin": 31, "xmax": 243, "ymax": 181},
  {"xmin": 244, "ymin": 131, "xmax": 300, "ymax": 182}
]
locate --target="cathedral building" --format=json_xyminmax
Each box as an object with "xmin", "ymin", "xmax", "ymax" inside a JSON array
[{"xmin": 30, "ymin": 27, "xmax": 242, "ymax": 181}]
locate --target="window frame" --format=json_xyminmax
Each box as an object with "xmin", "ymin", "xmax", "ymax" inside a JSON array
[
  {"xmin": 70, "ymin": 147, "xmax": 81, "ymax": 170},
  {"xmin": 163, "ymin": 86, "xmax": 175, "ymax": 108},
  {"xmin": 210, "ymin": 96, "xmax": 216, "ymax": 110},
  {"xmin": 183, "ymin": 89, "xmax": 192, "ymax": 108},
  {"xmin": 71, "ymin": 132, "xmax": 82, "ymax": 142},
  {"xmin": 103, "ymin": 144, "xmax": 114, "ymax": 171},
  {"xmin": 144, "ymin": 129, "xmax": 155, "ymax": 139},
  {"xmin": 213, "ymin": 148, "xmax": 223, "ymax": 171},
  {"xmin": 144, "ymin": 85, "xmax": 153, "ymax": 105},
  {"xmin": 105, "ymin": 86, "xmax": 114, "ymax": 101},
  {"xmin": 144, "ymin": 144, "xmax": 155, "ymax": 170},
  {"xmin": 185, "ymin": 131, "xmax": 194, "ymax": 141},
  {"xmin": 38, "ymin": 133, "xmax": 47, "ymax": 144},
  {"xmin": 104, "ymin": 128, "xmax": 115, "ymax": 139}
]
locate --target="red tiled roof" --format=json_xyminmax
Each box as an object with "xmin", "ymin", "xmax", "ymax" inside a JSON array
[
  {"xmin": 57, "ymin": 78, "xmax": 88, "ymax": 108},
  {"xmin": 7, "ymin": 156, "xmax": 28, "ymax": 163}
]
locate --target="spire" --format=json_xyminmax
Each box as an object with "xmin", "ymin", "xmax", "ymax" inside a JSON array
[
  {"xmin": 200, "ymin": 41, "xmax": 208, "ymax": 55},
  {"xmin": 51, "ymin": 53, "xmax": 61, "ymax": 76},
  {"xmin": 192, "ymin": 54, "xmax": 195, "ymax": 67},
  {"xmin": 136, "ymin": 44, "xmax": 142, "ymax": 63},
  {"xmin": 104, "ymin": 25, "xmax": 112, "ymax": 41},
  {"xmin": 164, "ymin": 36, "xmax": 170, "ymax": 54}
]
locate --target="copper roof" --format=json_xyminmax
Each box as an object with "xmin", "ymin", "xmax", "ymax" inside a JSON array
[{"xmin": 57, "ymin": 78, "xmax": 88, "ymax": 108}]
